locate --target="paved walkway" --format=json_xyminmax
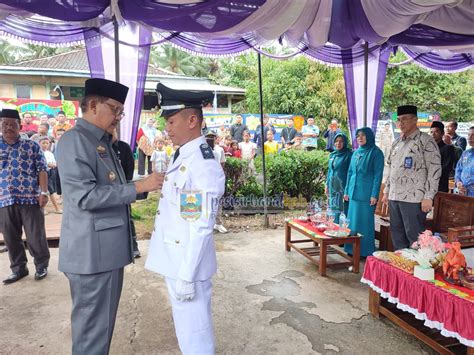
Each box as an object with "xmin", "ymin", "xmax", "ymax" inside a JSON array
[{"xmin": 0, "ymin": 226, "xmax": 435, "ymax": 354}]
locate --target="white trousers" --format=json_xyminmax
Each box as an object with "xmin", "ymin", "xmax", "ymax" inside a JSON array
[{"xmin": 165, "ymin": 278, "xmax": 215, "ymax": 355}]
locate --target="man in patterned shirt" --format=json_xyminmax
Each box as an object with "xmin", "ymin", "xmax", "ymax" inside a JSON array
[
  {"xmin": 0, "ymin": 109, "xmax": 50, "ymax": 284},
  {"xmin": 382, "ymin": 105, "xmax": 441, "ymax": 250}
]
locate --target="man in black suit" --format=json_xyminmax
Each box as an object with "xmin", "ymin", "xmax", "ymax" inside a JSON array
[{"xmin": 430, "ymin": 121, "xmax": 455, "ymax": 192}]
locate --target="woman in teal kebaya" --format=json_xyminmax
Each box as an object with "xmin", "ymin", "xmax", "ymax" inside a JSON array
[
  {"xmin": 344, "ymin": 127, "xmax": 384, "ymax": 257},
  {"xmin": 326, "ymin": 133, "xmax": 352, "ymax": 224}
]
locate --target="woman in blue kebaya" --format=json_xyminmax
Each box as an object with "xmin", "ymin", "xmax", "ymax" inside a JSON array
[
  {"xmin": 344, "ymin": 127, "xmax": 384, "ymax": 257},
  {"xmin": 326, "ymin": 133, "xmax": 352, "ymax": 224}
]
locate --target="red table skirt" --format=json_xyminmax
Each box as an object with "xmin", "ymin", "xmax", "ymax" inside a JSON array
[{"xmin": 361, "ymin": 256, "xmax": 474, "ymax": 347}]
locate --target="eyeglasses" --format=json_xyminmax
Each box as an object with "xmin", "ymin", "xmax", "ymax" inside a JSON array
[{"xmin": 104, "ymin": 102, "xmax": 125, "ymax": 119}]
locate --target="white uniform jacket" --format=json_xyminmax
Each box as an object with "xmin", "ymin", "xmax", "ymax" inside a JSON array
[{"xmin": 145, "ymin": 136, "xmax": 225, "ymax": 282}]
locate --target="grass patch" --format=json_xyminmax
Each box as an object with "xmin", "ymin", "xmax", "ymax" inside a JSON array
[{"xmin": 131, "ymin": 192, "xmax": 159, "ymax": 239}]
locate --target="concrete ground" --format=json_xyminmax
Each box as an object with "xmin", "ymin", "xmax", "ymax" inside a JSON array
[{"xmin": 0, "ymin": 229, "xmax": 435, "ymax": 355}]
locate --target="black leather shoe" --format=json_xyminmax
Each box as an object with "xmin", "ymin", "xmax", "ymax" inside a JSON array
[
  {"xmin": 34, "ymin": 268, "xmax": 48, "ymax": 281},
  {"xmin": 3, "ymin": 268, "xmax": 29, "ymax": 284}
]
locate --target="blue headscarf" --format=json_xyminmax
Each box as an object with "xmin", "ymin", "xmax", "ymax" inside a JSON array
[
  {"xmin": 330, "ymin": 132, "xmax": 351, "ymax": 158},
  {"xmin": 356, "ymin": 127, "xmax": 376, "ymax": 151}
]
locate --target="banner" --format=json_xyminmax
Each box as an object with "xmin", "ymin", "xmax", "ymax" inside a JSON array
[
  {"xmin": 0, "ymin": 98, "xmax": 79, "ymax": 118},
  {"xmin": 375, "ymin": 112, "xmax": 473, "ymax": 145},
  {"xmin": 203, "ymin": 113, "xmax": 298, "ymax": 141}
]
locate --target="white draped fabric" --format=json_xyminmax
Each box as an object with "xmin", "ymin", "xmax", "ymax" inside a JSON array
[{"xmin": 362, "ymin": 0, "xmax": 474, "ymax": 37}]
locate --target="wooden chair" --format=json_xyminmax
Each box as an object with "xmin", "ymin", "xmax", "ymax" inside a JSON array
[
  {"xmin": 375, "ymin": 183, "xmax": 389, "ymax": 217},
  {"xmin": 374, "ymin": 183, "xmax": 394, "ymax": 251},
  {"xmin": 447, "ymin": 225, "xmax": 474, "ymax": 248},
  {"xmin": 429, "ymin": 192, "xmax": 474, "ymax": 234}
]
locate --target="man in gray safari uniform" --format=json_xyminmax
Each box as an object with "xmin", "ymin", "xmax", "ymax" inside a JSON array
[{"xmin": 56, "ymin": 78, "xmax": 163, "ymax": 354}]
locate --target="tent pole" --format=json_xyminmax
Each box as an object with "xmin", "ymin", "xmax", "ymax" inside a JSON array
[
  {"xmin": 257, "ymin": 53, "xmax": 269, "ymax": 228},
  {"xmin": 363, "ymin": 41, "xmax": 368, "ymax": 127},
  {"xmin": 113, "ymin": 16, "xmax": 121, "ymax": 138},
  {"xmin": 113, "ymin": 16, "xmax": 120, "ymax": 82}
]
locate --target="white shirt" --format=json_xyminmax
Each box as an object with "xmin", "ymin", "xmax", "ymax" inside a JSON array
[
  {"xmin": 43, "ymin": 150, "xmax": 56, "ymax": 168},
  {"xmin": 150, "ymin": 149, "xmax": 169, "ymax": 173},
  {"xmin": 213, "ymin": 145, "xmax": 226, "ymax": 164},
  {"xmin": 145, "ymin": 136, "xmax": 225, "ymax": 281},
  {"xmin": 142, "ymin": 125, "xmax": 160, "ymax": 141},
  {"xmin": 238, "ymin": 141, "xmax": 257, "ymax": 160}
]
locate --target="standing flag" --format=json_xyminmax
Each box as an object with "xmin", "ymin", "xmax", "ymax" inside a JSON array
[{"xmin": 213, "ymin": 90, "xmax": 218, "ymax": 114}]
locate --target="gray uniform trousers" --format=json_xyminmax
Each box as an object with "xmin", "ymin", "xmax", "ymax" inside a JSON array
[
  {"xmin": 0, "ymin": 204, "xmax": 50, "ymax": 273},
  {"xmin": 389, "ymin": 200, "xmax": 427, "ymax": 250},
  {"xmin": 65, "ymin": 268, "xmax": 124, "ymax": 355}
]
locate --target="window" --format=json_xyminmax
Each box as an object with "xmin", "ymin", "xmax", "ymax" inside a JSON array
[
  {"xmin": 69, "ymin": 86, "xmax": 85, "ymax": 98},
  {"xmin": 16, "ymin": 85, "xmax": 31, "ymax": 99}
]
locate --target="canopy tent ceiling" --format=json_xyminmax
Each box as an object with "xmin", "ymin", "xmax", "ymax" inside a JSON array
[
  {"xmin": 0, "ymin": 0, "xmax": 472, "ymax": 149},
  {"xmin": 0, "ymin": 0, "xmax": 472, "ymax": 70}
]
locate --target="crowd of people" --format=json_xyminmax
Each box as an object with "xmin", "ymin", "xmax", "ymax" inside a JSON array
[
  {"xmin": 325, "ymin": 105, "xmax": 473, "ymax": 258},
  {"xmin": 0, "ymin": 81, "xmax": 473, "ymax": 354}
]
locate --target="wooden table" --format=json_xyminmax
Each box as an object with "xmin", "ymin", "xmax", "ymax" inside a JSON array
[{"xmin": 285, "ymin": 219, "xmax": 360, "ymax": 276}]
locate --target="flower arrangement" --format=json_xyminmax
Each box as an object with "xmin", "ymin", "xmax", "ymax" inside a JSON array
[{"xmin": 411, "ymin": 230, "xmax": 447, "ymax": 269}]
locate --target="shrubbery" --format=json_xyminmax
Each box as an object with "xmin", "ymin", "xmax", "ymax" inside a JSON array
[
  {"xmin": 223, "ymin": 157, "xmax": 252, "ymax": 197},
  {"xmin": 224, "ymin": 150, "xmax": 329, "ymax": 203},
  {"xmin": 266, "ymin": 150, "xmax": 329, "ymax": 201}
]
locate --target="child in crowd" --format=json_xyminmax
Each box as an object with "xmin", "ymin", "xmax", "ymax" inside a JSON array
[
  {"xmin": 292, "ymin": 133, "xmax": 304, "ymax": 150},
  {"xmin": 163, "ymin": 136, "xmax": 174, "ymax": 158},
  {"xmin": 283, "ymin": 142, "xmax": 294, "ymax": 151},
  {"xmin": 223, "ymin": 135, "xmax": 233, "ymax": 157},
  {"xmin": 264, "ymin": 130, "xmax": 280, "ymax": 155},
  {"xmin": 238, "ymin": 130, "xmax": 257, "ymax": 175},
  {"xmin": 150, "ymin": 138, "xmax": 169, "ymax": 173},
  {"xmin": 39, "ymin": 137, "xmax": 62, "ymax": 214},
  {"xmin": 231, "ymin": 140, "xmax": 241, "ymax": 158}
]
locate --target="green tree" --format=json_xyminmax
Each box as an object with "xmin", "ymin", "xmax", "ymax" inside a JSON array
[
  {"xmin": 383, "ymin": 52, "xmax": 474, "ymax": 122},
  {"xmin": 150, "ymin": 45, "xmax": 199, "ymax": 75},
  {"xmin": 0, "ymin": 40, "xmax": 27, "ymax": 64},
  {"xmin": 219, "ymin": 53, "xmax": 348, "ymax": 128}
]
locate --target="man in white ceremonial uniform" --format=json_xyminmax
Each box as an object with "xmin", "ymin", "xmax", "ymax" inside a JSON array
[{"xmin": 145, "ymin": 83, "xmax": 225, "ymax": 355}]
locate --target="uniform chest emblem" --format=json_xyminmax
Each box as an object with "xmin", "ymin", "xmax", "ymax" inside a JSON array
[
  {"xmin": 97, "ymin": 145, "xmax": 108, "ymax": 157},
  {"xmin": 179, "ymin": 190, "xmax": 202, "ymax": 221},
  {"xmin": 108, "ymin": 171, "xmax": 117, "ymax": 182}
]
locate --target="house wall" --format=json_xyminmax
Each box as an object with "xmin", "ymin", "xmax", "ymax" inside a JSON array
[
  {"xmin": 0, "ymin": 74, "xmax": 87, "ymax": 100},
  {"xmin": 0, "ymin": 74, "xmax": 242, "ymax": 114}
]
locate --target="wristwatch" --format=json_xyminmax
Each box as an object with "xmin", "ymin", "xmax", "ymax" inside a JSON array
[{"xmin": 40, "ymin": 191, "xmax": 50, "ymax": 196}]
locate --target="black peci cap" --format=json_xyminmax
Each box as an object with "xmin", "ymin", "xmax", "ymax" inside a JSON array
[
  {"xmin": 156, "ymin": 83, "xmax": 213, "ymax": 118},
  {"xmin": 0, "ymin": 109, "xmax": 21, "ymax": 121},
  {"xmin": 84, "ymin": 78, "xmax": 129, "ymax": 104},
  {"xmin": 431, "ymin": 121, "xmax": 445, "ymax": 131},
  {"xmin": 397, "ymin": 105, "xmax": 417, "ymax": 116}
]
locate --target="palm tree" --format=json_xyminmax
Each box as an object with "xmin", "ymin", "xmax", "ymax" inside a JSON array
[
  {"xmin": 150, "ymin": 45, "xmax": 197, "ymax": 76},
  {"xmin": 0, "ymin": 40, "xmax": 26, "ymax": 64}
]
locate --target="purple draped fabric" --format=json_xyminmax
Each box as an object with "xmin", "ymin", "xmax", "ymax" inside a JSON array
[
  {"xmin": 120, "ymin": 0, "xmax": 265, "ymax": 33},
  {"xmin": 0, "ymin": 0, "xmax": 108, "ymax": 21},
  {"xmin": 328, "ymin": 0, "xmax": 384, "ymax": 49},
  {"xmin": 163, "ymin": 32, "xmax": 255, "ymax": 55},
  {"xmin": 84, "ymin": 28, "xmax": 105, "ymax": 78},
  {"xmin": 301, "ymin": 43, "xmax": 384, "ymax": 65},
  {"xmin": 343, "ymin": 45, "xmax": 391, "ymax": 148},
  {"xmin": 389, "ymin": 24, "xmax": 474, "ymax": 48},
  {"xmin": 84, "ymin": 22, "xmax": 151, "ymax": 148},
  {"xmin": 0, "ymin": 15, "xmax": 95, "ymax": 44},
  {"xmin": 402, "ymin": 47, "xmax": 473, "ymax": 72}
]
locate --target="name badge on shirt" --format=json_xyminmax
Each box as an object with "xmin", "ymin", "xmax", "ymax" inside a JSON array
[{"xmin": 404, "ymin": 157, "xmax": 413, "ymax": 169}]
